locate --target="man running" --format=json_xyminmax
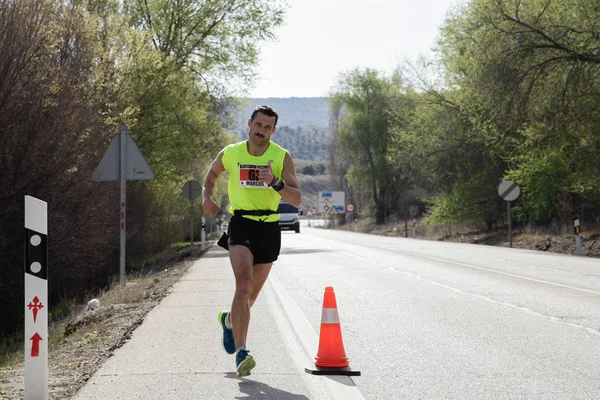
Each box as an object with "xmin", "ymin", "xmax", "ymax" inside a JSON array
[{"xmin": 202, "ymin": 105, "xmax": 302, "ymax": 376}]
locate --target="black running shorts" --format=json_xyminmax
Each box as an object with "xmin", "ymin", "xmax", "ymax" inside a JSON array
[{"xmin": 227, "ymin": 215, "xmax": 281, "ymax": 265}]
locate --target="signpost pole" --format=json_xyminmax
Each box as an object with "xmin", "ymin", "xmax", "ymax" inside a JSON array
[
  {"xmin": 507, "ymin": 201, "xmax": 512, "ymax": 248},
  {"xmin": 119, "ymin": 126, "xmax": 126, "ymax": 286},
  {"xmin": 191, "ymin": 198, "xmax": 194, "ymax": 246}
]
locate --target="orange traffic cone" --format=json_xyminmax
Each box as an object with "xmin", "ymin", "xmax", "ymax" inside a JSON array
[{"xmin": 305, "ymin": 287, "xmax": 361, "ymax": 376}]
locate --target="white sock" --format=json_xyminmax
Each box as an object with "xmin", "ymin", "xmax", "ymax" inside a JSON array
[
  {"xmin": 225, "ymin": 312, "xmax": 233, "ymax": 329},
  {"xmin": 236, "ymin": 346, "xmax": 246, "ymax": 354}
]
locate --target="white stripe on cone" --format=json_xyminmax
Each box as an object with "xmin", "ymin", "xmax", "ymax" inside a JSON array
[{"xmin": 321, "ymin": 308, "xmax": 340, "ymax": 324}]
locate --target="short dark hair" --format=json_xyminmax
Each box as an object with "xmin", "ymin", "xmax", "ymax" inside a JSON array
[{"xmin": 250, "ymin": 105, "xmax": 278, "ymax": 127}]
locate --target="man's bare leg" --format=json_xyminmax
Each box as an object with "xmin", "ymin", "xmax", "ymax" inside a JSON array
[
  {"xmin": 229, "ymin": 245, "xmax": 254, "ymax": 348},
  {"xmin": 225, "ymin": 262, "xmax": 272, "ymax": 338},
  {"xmin": 249, "ymin": 263, "xmax": 272, "ymax": 307}
]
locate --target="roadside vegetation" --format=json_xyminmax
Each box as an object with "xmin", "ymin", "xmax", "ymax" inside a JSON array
[
  {"xmin": 0, "ymin": 0, "xmax": 286, "ymax": 343},
  {"xmin": 327, "ymin": 0, "xmax": 600, "ymax": 237}
]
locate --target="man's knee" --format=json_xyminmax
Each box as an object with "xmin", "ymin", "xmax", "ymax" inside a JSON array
[{"xmin": 236, "ymin": 276, "xmax": 253, "ymax": 297}]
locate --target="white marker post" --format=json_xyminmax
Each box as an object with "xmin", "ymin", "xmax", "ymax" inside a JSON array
[
  {"xmin": 574, "ymin": 219, "xmax": 582, "ymax": 256},
  {"xmin": 201, "ymin": 216, "xmax": 206, "ymax": 251},
  {"xmin": 24, "ymin": 196, "xmax": 48, "ymax": 400}
]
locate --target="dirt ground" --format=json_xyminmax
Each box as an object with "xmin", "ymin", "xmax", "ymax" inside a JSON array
[
  {"xmin": 337, "ymin": 219, "xmax": 600, "ymax": 258},
  {"xmin": 1, "ymin": 224, "xmax": 599, "ymax": 399}
]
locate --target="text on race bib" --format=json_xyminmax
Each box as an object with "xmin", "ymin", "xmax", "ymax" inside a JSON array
[{"xmin": 239, "ymin": 164, "xmax": 268, "ymax": 189}]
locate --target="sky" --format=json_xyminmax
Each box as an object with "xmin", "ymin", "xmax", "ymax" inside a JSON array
[{"xmin": 250, "ymin": 0, "xmax": 462, "ymax": 98}]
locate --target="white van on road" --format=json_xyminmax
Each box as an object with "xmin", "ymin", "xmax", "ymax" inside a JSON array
[{"xmin": 277, "ymin": 200, "xmax": 301, "ymax": 233}]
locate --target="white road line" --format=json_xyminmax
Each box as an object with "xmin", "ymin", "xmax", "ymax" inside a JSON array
[
  {"xmin": 362, "ymin": 245, "xmax": 600, "ymax": 296},
  {"xmin": 267, "ymin": 273, "xmax": 366, "ymax": 400},
  {"xmin": 340, "ymin": 250, "xmax": 600, "ymax": 338}
]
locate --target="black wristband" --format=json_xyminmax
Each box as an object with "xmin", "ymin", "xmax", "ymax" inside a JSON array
[{"xmin": 272, "ymin": 179, "xmax": 285, "ymax": 192}]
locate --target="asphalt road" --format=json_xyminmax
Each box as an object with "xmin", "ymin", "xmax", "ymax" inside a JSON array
[{"xmin": 75, "ymin": 226, "xmax": 600, "ymax": 399}]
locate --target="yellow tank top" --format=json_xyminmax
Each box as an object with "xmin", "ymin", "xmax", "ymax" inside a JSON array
[{"xmin": 222, "ymin": 141, "xmax": 287, "ymax": 222}]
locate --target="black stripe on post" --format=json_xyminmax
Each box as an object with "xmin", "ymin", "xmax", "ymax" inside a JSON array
[{"xmin": 25, "ymin": 228, "xmax": 48, "ymax": 280}]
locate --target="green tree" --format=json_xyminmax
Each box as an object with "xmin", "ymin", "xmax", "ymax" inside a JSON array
[
  {"xmin": 330, "ymin": 69, "xmax": 405, "ymax": 223},
  {"xmin": 391, "ymin": 87, "xmax": 506, "ymax": 229},
  {"xmin": 125, "ymin": 0, "xmax": 287, "ymax": 95},
  {"xmin": 437, "ymin": 0, "xmax": 600, "ymax": 225},
  {"xmin": 0, "ymin": 0, "xmax": 124, "ymax": 334}
]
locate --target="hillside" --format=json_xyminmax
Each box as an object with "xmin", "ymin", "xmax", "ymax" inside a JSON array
[
  {"xmin": 272, "ymin": 125, "xmax": 330, "ymax": 160},
  {"xmin": 236, "ymin": 97, "xmax": 331, "ymax": 129}
]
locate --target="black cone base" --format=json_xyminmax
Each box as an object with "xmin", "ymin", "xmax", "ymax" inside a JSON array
[{"xmin": 305, "ymin": 366, "xmax": 361, "ymax": 376}]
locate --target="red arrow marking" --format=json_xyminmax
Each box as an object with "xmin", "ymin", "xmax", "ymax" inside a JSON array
[
  {"xmin": 30, "ymin": 333, "xmax": 43, "ymax": 357},
  {"xmin": 27, "ymin": 296, "xmax": 44, "ymax": 323}
]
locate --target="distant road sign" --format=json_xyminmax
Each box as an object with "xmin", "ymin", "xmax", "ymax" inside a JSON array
[
  {"xmin": 318, "ymin": 191, "xmax": 345, "ymax": 214},
  {"xmin": 329, "ymin": 207, "xmax": 339, "ymax": 216},
  {"xmin": 498, "ymin": 180, "xmax": 520, "ymax": 201},
  {"xmin": 345, "ymin": 203, "xmax": 355, "ymax": 213},
  {"xmin": 183, "ymin": 180, "xmax": 201, "ymax": 200},
  {"xmin": 93, "ymin": 125, "xmax": 155, "ymax": 181},
  {"xmin": 310, "ymin": 207, "xmax": 317, "ymax": 214}
]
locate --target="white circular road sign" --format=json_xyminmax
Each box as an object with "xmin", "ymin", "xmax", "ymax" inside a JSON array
[
  {"xmin": 345, "ymin": 203, "xmax": 355, "ymax": 213},
  {"xmin": 498, "ymin": 180, "xmax": 521, "ymax": 202}
]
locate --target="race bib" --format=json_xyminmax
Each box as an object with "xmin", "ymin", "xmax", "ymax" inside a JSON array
[{"xmin": 239, "ymin": 164, "xmax": 268, "ymax": 189}]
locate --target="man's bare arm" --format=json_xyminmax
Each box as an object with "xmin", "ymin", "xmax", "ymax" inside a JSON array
[
  {"xmin": 202, "ymin": 150, "xmax": 226, "ymax": 215},
  {"xmin": 279, "ymin": 152, "xmax": 302, "ymax": 208}
]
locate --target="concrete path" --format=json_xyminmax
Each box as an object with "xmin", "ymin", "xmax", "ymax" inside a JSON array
[{"xmin": 73, "ymin": 245, "xmax": 361, "ymax": 400}]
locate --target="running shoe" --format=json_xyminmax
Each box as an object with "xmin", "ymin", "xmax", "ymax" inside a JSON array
[
  {"xmin": 218, "ymin": 311, "xmax": 235, "ymax": 354},
  {"xmin": 236, "ymin": 349, "xmax": 256, "ymax": 377}
]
